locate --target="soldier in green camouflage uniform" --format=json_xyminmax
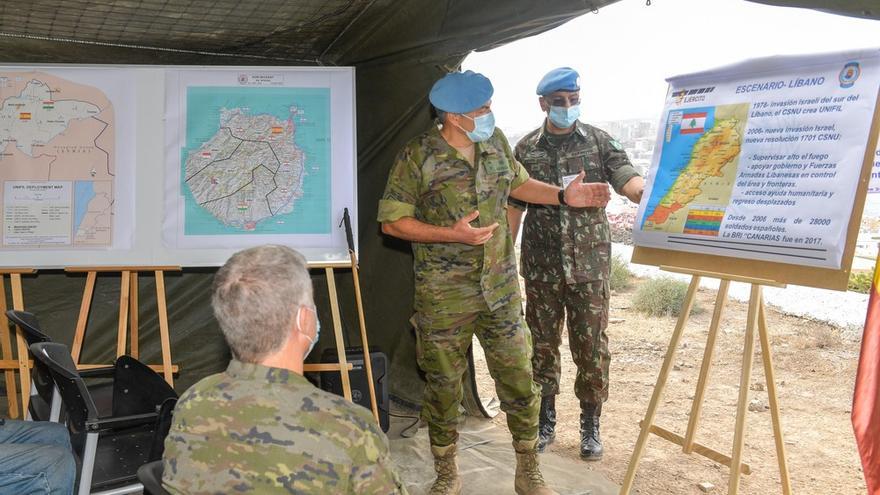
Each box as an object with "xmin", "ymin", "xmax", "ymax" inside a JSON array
[
  {"xmin": 379, "ymin": 71, "xmax": 609, "ymax": 495},
  {"xmin": 162, "ymin": 245, "xmax": 406, "ymax": 494},
  {"xmin": 508, "ymin": 67, "xmax": 644, "ymax": 461}
]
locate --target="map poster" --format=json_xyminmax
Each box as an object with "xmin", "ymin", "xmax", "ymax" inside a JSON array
[
  {"xmin": 633, "ymin": 48, "xmax": 880, "ymax": 270},
  {"xmin": 163, "ymin": 68, "xmax": 357, "ymax": 258},
  {"xmin": 0, "ymin": 67, "xmax": 136, "ymax": 253}
]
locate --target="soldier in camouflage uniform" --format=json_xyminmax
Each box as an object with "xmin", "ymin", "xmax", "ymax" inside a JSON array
[
  {"xmin": 508, "ymin": 68, "xmax": 645, "ymax": 461},
  {"xmin": 162, "ymin": 245, "xmax": 406, "ymax": 494},
  {"xmin": 378, "ymin": 70, "xmax": 610, "ymax": 495}
]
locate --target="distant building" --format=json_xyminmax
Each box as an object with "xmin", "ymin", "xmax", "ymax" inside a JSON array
[{"xmin": 593, "ymin": 118, "xmax": 658, "ymax": 173}]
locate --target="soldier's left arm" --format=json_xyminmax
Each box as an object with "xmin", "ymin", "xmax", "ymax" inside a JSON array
[
  {"xmin": 511, "ymin": 176, "xmax": 610, "ymax": 208},
  {"xmin": 595, "ymin": 128, "xmax": 644, "ymax": 203}
]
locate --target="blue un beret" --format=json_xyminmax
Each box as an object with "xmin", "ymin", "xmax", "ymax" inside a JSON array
[
  {"xmin": 536, "ymin": 67, "xmax": 580, "ymax": 95},
  {"xmin": 429, "ymin": 70, "xmax": 494, "ymax": 114}
]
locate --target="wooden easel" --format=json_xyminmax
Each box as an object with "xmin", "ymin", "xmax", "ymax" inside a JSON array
[
  {"xmin": 303, "ymin": 254, "xmax": 380, "ymax": 424},
  {"xmin": 620, "ymin": 266, "xmax": 792, "ymax": 495},
  {"xmin": 65, "ymin": 266, "xmax": 181, "ymax": 386},
  {"xmin": 0, "ymin": 268, "xmax": 35, "ymax": 419}
]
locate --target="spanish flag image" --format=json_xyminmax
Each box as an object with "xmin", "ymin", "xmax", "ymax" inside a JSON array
[
  {"xmin": 854, "ymin": 254, "xmax": 880, "ymax": 494},
  {"xmin": 19, "ymin": 112, "xmax": 31, "ymax": 120}
]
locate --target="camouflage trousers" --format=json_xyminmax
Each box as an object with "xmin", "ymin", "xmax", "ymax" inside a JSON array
[
  {"xmin": 414, "ymin": 301, "xmax": 540, "ymax": 447},
  {"xmin": 525, "ymin": 279, "xmax": 610, "ymax": 404}
]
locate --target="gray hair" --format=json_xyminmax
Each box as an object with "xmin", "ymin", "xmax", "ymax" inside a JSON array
[{"xmin": 212, "ymin": 245, "xmax": 314, "ymax": 363}]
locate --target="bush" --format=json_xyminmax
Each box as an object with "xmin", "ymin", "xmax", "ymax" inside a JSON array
[
  {"xmin": 633, "ymin": 276, "xmax": 694, "ymax": 317},
  {"xmin": 848, "ymin": 270, "xmax": 874, "ymax": 294},
  {"xmin": 610, "ymin": 254, "xmax": 633, "ymax": 291}
]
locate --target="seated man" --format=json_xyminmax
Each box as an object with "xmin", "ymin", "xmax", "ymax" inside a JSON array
[
  {"xmin": 0, "ymin": 418, "xmax": 76, "ymax": 495},
  {"xmin": 162, "ymin": 245, "xmax": 406, "ymax": 494}
]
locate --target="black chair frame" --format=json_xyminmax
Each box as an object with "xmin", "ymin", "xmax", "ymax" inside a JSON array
[{"xmin": 30, "ymin": 341, "xmax": 177, "ymax": 495}]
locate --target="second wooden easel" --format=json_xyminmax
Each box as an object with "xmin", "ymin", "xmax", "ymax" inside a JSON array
[
  {"xmin": 65, "ymin": 266, "xmax": 181, "ymax": 386},
  {"xmin": 620, "ymin": 266, "xmax": 792, "ymax": 495},
  {"xmin": 303, "ymin": 253, "xmax": 380, "ymax": 425}
]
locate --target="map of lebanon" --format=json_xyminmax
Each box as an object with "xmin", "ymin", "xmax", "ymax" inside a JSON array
[
  {"xmin": 0, "ymin": 72, "xmax": 114, "ymax": 248},
  {"xmin": 181, "ymin": 87, "xmax": 330, "ymax": 235},
  {"xmin": 641, "ymin": 103, "xmax": 749, "ymax": 235}
]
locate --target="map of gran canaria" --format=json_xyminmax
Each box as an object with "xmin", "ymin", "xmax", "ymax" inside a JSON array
[
  {"xmin": 181, "ymin": 87, "xmax": 330, "ymax": 234},
  {"xmin": 0, "ymin": 72, "xmax": 114, "ymax": 247},
  {"xmin": 641, "ymin": 104, "xmax": 749, "ymax": 235}
]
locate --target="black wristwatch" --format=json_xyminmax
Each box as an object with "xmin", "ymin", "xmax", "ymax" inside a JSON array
[{"xmin": 557, "ymin": 188, "xmax": 568, "ymax": 206}]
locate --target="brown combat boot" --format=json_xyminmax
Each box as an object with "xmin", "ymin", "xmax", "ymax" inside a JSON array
[
  {"xmin": 429, "ymin": 443, "xmax": 462, "ymax": 495},
  {"xmin": 513, "ymin": 439, "xmax": 558, "ymax": 495}
]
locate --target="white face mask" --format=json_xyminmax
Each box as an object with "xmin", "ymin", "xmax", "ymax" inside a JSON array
[
  {"xmin": 548, "ymin": 104, "xmax": 581, "ymax": 128},
  {"xmin": 454, "ymin": 111, "xmax": 496, "ymax": 142},
  {"xmin": 299, "ymin": 305, "xmax": 320, "ymax": 357}
]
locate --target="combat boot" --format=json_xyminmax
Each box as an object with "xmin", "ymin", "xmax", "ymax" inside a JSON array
[
  {"xmin": 537, "ymin": 395, "xmax": 557, "ymax": 452},
  {"xmin": 513, "ymin": 439, "xmax": 558, "ymax": 495},
  {"xmin": 429, "ymin": 443, "xmax": 462, "ymax": 495},
  {"xmin": 579, "ymin": 401, "xmax": 603, "ymax": 461}
]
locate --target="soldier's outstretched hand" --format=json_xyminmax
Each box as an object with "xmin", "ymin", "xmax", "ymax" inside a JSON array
[
  {"xmin": 564, "ymin": 170, "xmax": 611, "ymax": 208},
  {"xmin": 452, "ymin": 211, "xmax": 498, "ymax": 245}
]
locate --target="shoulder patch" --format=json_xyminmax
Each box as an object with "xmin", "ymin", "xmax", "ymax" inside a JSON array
[{"xmin": 609, "ymin": 139, "xmax": 623, "ymax": 151}]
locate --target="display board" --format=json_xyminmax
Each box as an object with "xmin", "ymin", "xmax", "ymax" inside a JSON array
[
  {"xmin": 868, "ymin": 141, "xmax": 880, "ymax": 193},
  {"xmin": 633, "ymin": 48, "xmax": 880, "ymax": 290},
  {"xmin": 0, "ymin": 65, "xmax": 357, "ymax": 267}
]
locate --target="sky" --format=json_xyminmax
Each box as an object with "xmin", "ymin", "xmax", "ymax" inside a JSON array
[{"xmin": 463, "ymin": 0, "xmax": 879, "ymax": 136}]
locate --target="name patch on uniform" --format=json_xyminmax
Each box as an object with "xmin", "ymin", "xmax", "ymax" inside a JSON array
[
  {"xmin": 483, "ymin": 156, "xmax": 509, "ymax": 174},
  {"xmin": 523, "ymin": 150, "xmax": 549, "ymax": 160}
]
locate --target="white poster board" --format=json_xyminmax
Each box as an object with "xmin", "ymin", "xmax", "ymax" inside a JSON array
[
  {"xmin": 868, "ymin": 141, "xmax": 880, "ymax": 193},
  {"xmin": 0, "ymin": 67, "xmax": 136, "ymax": 255},
  {"xmin": 0, "ymin": 65, "xmax": 357, "ymax": 268},
  {"xmin": 634, "ymin": 48, "xmax": 880, "ymax": 270}
]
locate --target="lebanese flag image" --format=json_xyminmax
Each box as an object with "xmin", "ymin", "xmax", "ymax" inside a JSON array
[{"xmin": 680, "ymin": 112, "xmax": 707, "ymax": 134}]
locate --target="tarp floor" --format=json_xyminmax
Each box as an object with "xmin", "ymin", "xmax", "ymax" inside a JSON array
[{"xmin": 388, "ymin": 415, "xmax": 619, "ymax": 495}]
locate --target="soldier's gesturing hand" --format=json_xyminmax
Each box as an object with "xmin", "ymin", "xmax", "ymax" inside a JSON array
[
  {"xmin": 452, "ymin": 211, "xmax": 498, "ymax": 245},
  {"xmin": 564, "ymin": 170, "xmax": 611, "ymax": 208}
]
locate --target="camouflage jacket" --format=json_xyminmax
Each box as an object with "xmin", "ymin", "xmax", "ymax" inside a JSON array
[
  {"xmin": 378, "ymin": 126, "xmax": 529, "ymax": 318},
  {"xmin": 511, "ymin": 121, "xmax": 640, "ymax": 284},
  {"xmin": 162, "ymin": 360, "xmax": 406, "ymax": 494}
]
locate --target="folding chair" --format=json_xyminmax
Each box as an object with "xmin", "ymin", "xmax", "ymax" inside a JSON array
[
  {"xmin": 30, "ymin": 341, "xmax": 177, "ymax": 495},
  {"xmin": 6, "ymin": 310, "xmax": 113, "ymax": 422}
]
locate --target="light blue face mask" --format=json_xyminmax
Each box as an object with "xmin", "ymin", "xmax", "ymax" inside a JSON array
[
  {"xmin": 301, "ymin": 306, "xmax": 321, "ymax": 357},
  {"xmin": 460, "ymin": 111, "xmax": 496, "ymax": 142},
  {"xmin": 548, "ymin": 104, "xmax": 581, "ymax": 128}
]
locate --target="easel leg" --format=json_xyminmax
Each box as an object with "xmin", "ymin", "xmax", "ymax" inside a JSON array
[
  {"xmin": 620, "ymin": 275, "xmax": 702, "ymax": 495},
  {"xmin": 349, "ymin": 252, "xmax": 379, "ymax": 424},
  {"xmin": 10, "ymin": 274, "xmax": 29, "ymax": 419},
  {"xmin": 155, "ymin": 271, "xmax": 173, "ymax": 386},
  {"xmin": 729, "ymin": 284, "xmax": 761, "ymax": 495},
  {"xmin": 758, "ymin": 298, "xmax": 792, "ymax": 494},
  {"xmin": 130, "ymin": 272, "xmax": 139, "ymax": 360},
  {"xmin": 325, "ymin": 267, "xmax": 352, "ymax": 401},
  {"xmin": 72, "ymin": 272, "xmax": 97, "ymax": 363},
  {"xmin": 684, "ymin": 279, "xmax": 730, "ymax": 453},
  {"xmin": 0, "ymin": 275, "xmax": 20, "ymax": 418},
  {"xmin": 116, "ymin": 271, "xmax": 131, "ymax": 358}
]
